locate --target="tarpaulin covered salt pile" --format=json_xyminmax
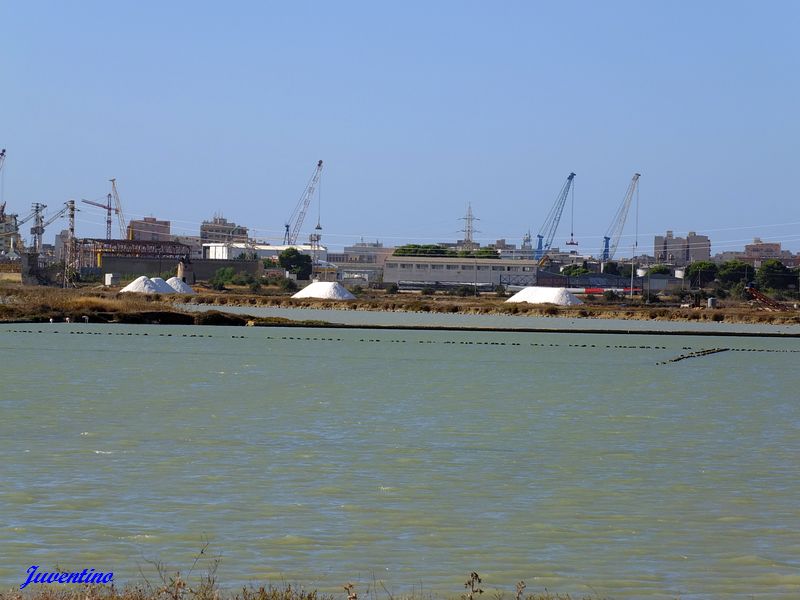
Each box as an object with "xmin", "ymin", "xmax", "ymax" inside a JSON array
[
  {"xmin": 505, "ymin": 286, "xmax": 583, "ymax": 306},
  {"xmin": 166, "ymin": 277, "xmax": 196, "ymax": 294},
  {"xmin": 292, "ymin": 281, "xmax": 356, "ymax": 300},
  {"xmin": 119, "ymin": 276, "xmax": 159, "ymax": 294}
]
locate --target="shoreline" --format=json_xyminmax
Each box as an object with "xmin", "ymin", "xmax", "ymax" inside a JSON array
[{"xmin": 2, "ymin": 286, "xmax": 800, "ymax": 338}]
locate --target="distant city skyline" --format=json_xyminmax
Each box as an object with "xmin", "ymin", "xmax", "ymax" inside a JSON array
[{"xmin": 2, "ymin": 1, "xmax": 798, "ymax": 254}]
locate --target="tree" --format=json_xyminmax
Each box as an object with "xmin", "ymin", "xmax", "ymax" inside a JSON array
[
  {"xmin": 685, "ymin": 261, "xmax": 718, "ymax": 288},
  {"xmin": 210, "ymin": 267, "xmax": 235, "ymax": 290},
  {"xmin": 278, "ymin": 248, "xmax": 312, "ymax": 280},
  {"xmin": 718, "ymin": 260, "xmax": 751, "ymax": 285},
  {"xmin": 756, "ymin": 259, "xmax": 791, "ymax": 289},
  {"xmin": 648, "ymin": 264, "xmax": 671, "ymax": 275},
  {"xmin": 561, "ymin": 264, "xmax": 590, "ymax": 277}
]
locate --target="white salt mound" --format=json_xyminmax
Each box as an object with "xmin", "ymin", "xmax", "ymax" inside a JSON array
[
  {"xmin": 166, "ymin": 276, "xmax": 196, "ymax": 294},
  {"xmin": 292, "ymin": 281, "xmax": 356, "ymax": 300},
  {"xmin": 149, "ymin": 277, "xmax": 178, "ymax": 294},
  {"xmin": 505, "ymin": 286, "xmax": 583, "ymax": 306},
  {"xmin": 119, "ymin": 276, "xmax": 159, "ymax": 294}
]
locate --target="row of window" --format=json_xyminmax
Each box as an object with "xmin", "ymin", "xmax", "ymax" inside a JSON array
[{"xmin": 387, "ymin": 263, "xmax": 533, "ymax": 272}]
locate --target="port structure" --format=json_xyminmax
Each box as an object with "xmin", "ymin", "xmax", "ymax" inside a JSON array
[
  {"xmin": 602, "ymin": 173, "xmax": 641, "ymax": 262},
  {"xmin": 283, "ymin": 160, "xmax": 324, "ymax": 246},
  {"xmin": 81, "ymin": 179, "xmax": 127, "ymax": 240},
  {"xmin": 534, "ymin": 172, "xmax": 576, "ymax": 261}
]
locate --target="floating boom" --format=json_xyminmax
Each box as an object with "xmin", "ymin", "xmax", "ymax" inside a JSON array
[
  {"xmin": 535, "ymin": 172, "xmax": 576, "ymax": 260},
  {"xmin": 602, "ymin": 173, "xmax": 641, "ymax": 261}
]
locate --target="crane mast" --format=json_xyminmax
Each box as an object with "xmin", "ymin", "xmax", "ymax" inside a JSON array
[
  {"xmin": 602, "ymin": 173, "xmax": 641, "ymax": 262},
  {"xmin": 29, "ymin": 203, "xmax": 47, "ymax": 253},
  {"xmin": 535, "ymin": 172, "xmax": 576, "ymax": 260},
  {"xmin": 283, "ymin": 160, "xmax": 323, "ymax": 246},
  {"xmin": 109, "ymin": 178, "xmax": 127, "ymax": 238}
]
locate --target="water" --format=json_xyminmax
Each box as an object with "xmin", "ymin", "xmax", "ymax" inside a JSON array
[{"xmin": 1, "ymin": 323, "xmax": 799, "ymax": 599}]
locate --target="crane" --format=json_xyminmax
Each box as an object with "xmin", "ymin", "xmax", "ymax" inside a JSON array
[
  {"xmin": 82, "ymin": 194, "xmax": 117, "ymax": 240},
  {"xmin": 80, "ymin": 179, "xmax": 126, "ymax": 239},
  {"xmin": 535, "ymin": 172, "xmax": 576, "ymax": 260},
  {"xmin": 109, "ymin": 178, "xmax": 127, "ymax": 238},
  {"xmin": 30, "ymin": 202, "xmax": 71, "ymax": 253},
  {"xmin": 601, "ymin": 173, "xmax": 641, "ymax": 262},
  {"xmin": 283, "ymin": 160, "xmax": 323, "ymax": 246}
]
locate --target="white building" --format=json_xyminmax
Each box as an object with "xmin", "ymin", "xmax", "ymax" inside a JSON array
[{"xmin": 202, "ymin": 242, "xmax": 327, "ymax": 263}]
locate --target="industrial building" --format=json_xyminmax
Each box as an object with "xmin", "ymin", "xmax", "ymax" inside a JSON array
[
  {"xmin": 327, "ymin": 240, "xmax": 395, "ymax": 284},
  {"xmin": 383, "ymin": 255, "xmax": 541, "ymax": 288},
  {"xmin": 202, "ymin": 242, "xmax": 327, "ymax": 263}
]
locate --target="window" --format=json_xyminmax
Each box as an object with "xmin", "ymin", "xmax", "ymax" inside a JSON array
[
  {"xmin": 400, "ymin": 263, "xmax": 413, "ymax": 269},
  {"xmin": 446, "ymin": 265, "xmax": 459, "ymax": 270},
  {"xmin": 416, "ymin": 264, "xmax": 429, "ymax": 269},
  {"xmin": 492, "ymin": 266, "xmax": 505, "ymax": 271},
  {"xmin": 462, "ymin": 265, "xmax": 474, "ymax": 270},
  {"xmin": 478, "ymin": 265, "xmax": 490, "ymax": 271},
  {"xmin": 386, "ymin": 263, "xmax": 397, "ymax": 269},
  {"xmin": 431, "ymin": 264, "xmax": 444, "ymax": 270}
]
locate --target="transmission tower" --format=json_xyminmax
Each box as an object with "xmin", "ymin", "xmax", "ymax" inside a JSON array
[{"xmin": 459, "ymin": 203, "xmax": 479, "ymax": 249}]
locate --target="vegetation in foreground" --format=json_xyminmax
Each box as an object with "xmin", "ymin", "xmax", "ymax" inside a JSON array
[{"xmin": 0, "ymin": 569, "xmax": 608, "ymax": 600}]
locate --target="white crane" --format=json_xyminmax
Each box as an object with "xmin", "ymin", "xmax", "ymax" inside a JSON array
[
  {"xmin": 283, "ymin": 160, "xmax": 323, "ymax": 246},
  {"xmin": 602, "ymin": 173, "xmax": 641, "ymax": 262}
]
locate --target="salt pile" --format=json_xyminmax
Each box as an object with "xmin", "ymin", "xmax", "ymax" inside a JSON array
[
  {"xmin": 505, "ymin": 286, "xmax": 583, "ymax": 306},
  {"xmin": 119, "ymin": 276, "xmax": 159, "ymax": 294},
  {"xmin": 292, "ymin": 281, "xmax": 355, "ymax": 300},
  {"xmin": 149, "ymin": 277, "xmax": 178, "ymax": 294},
  {"xmin": 166, "ymin": 276, "xmax": 196, "ymax": 294}
]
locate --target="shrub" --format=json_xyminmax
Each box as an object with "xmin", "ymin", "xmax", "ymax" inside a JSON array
[
  {"xmin": 385, "ymin": 283, "xmax": 399, "ymax": 294},
  {"xmin": 280, "ymin": 278, "xmax": 298, "ymax": 292}
]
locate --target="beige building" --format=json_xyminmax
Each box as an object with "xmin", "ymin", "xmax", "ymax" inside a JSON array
[
  {"xmin": 127, "ymin": 217, "xmax": 171, "ymax": 241},
  {"xmin": 200, "ymin": 215, "xmax": 248, "ymax": 243},
  {"xmin": 383, "ymin": 255, "xmax": 540, "ymax": 287}
]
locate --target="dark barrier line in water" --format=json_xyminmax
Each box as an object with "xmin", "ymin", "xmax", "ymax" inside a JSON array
[
  {"xmin": 4, "ymin": 329, "xmax": 800, "ymax": 357},
  {"xmin": 5, "ymin": 317, "xmax": 800, "ymax": 338},
  {"xmin": 657, "ymin": 348, "xmax": 731, "ymax": 365}
]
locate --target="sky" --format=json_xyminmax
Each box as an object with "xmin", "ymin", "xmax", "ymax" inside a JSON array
[{"xmin": 1, "ymin": 0, "xmax": 799, "ymax": 256}]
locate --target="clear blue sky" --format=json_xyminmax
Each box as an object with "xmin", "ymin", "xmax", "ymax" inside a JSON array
[{"xmin": 2, "ymin": 0, "xmax": 798, "ymax": 255}]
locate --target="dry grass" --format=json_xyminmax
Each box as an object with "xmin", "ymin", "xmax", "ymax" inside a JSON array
[
  {"xmin": 0, "ymin": 287, "xmax": 172, "ymax": 322},
  {"xmin": 3, "ymin": 284, "xmax": 799, "ymax": 327}
]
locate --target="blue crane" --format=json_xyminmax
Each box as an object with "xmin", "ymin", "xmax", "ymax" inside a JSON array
[
  {"xmin": 534, "ymin": 172, "xmax": 576, "ymax": 260},
  {"xmin": 601, "ymin": 173, "xmax": 641, "ymax": 262}
]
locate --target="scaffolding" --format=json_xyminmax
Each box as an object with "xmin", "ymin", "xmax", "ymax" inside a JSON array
[{"xmin": 76, "ymin": 238, "xmax": 191, "ymax": 269}]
